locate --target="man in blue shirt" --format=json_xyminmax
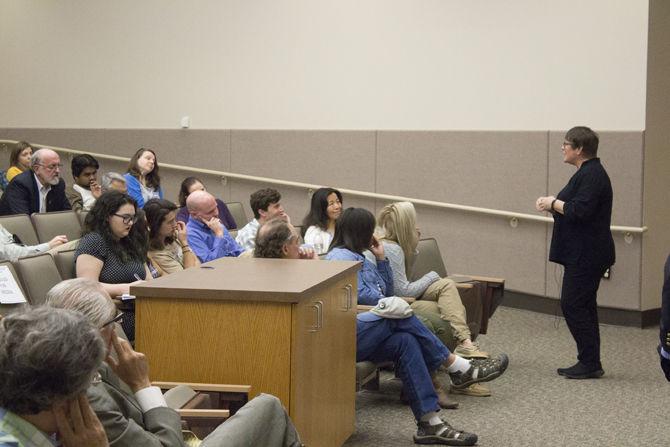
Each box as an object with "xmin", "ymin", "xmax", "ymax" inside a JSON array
[{"xmin": 186, "ymin": 191, "xmax": 243, "ymax": 262}]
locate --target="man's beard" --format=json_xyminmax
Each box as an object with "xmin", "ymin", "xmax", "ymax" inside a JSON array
[{"xmin": 47, "ymin": 176, "xmax": 60, "ymax": 186}]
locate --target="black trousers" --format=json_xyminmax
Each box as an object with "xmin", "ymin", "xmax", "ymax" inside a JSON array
[{"xmin": 560, "ymin": 264, "xmax": 606, "ymax": 369}]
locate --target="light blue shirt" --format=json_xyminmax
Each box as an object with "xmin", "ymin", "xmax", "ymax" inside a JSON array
[{"xmin": 186, "ymin": 218, "xmax": 243, "ymax": 262}]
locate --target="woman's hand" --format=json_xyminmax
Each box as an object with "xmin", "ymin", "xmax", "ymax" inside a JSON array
[
  {"xmin": 48, "ymin": 235, "xmax": 69, "ymax": 249},
  {"xmin": 535, "ymin": 196, "xmax": 556, "ymax": 213},
  {"xmin": 55, "ymin": 394, "xmax": 109, "ymax": 447},
  {"xmin": 175, "ymin": 221, "xmax": 188, "ymax": 245},
  {"xmin": 370, "ymin": 235, "xmax": 385, "ymax": 260}
]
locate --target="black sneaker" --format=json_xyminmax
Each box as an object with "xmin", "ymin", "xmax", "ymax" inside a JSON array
[
  {"xmin": 449, "ymin": 353, "xmax": 509, "ymax": 389},
  {"xmin": 564, "ymin": 362, "xmax": 604, "ymax": 379},
  {"xmin": 414, "ymin": 421, "xmax": 477, "ymax": 446},
  {"xmin": 557, "ymin": 362, "xmax": 581, "ymax": 376}
]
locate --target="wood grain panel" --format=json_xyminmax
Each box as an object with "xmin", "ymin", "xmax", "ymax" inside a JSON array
[{"xmin": 136, "ymin": 298, "xmax": 292, "ymax": 404}]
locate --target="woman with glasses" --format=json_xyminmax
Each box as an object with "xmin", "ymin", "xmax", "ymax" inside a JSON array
[
  {"xmin": 144, "ymin": 198, "xmax": 200, "ymax": 275},
  {"xmin": 301, "ymin": 187, "xmax": 343, "ymax": 254},
  {"xmin": 535, "ymin": 126, "xmax": 615, "ymax": 380},
  {"xmin": 124, "ymin": 148, "xmax": 163, "ymax": 208},
  {"xmin": 76, "ymin": 191, "xmax": 150, "ymax": 341}
]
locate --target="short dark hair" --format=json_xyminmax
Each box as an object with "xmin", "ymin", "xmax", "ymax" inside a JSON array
[
  {"xmin": 127, "ymin": 148, "xmax": 161, "ymax": 189},
  {"xmin": 0, "ymin": 307, "xmax": 105, "ymax": 415},
  {"xmin": 84, "ymin": 191, "xmax": 148, "ymax": 263},
  {"xmin": 178, "ymin": 177, "xmax": 203, "ymax": 207},
  {"xmin": 144, "ymin": 199, "xmax": 179, "ymax": 249},
  {"xmin": 329, "ymin": 207, "xmax": 375, "ymax": 254},
  {"xmin": 71, "ymin": 154, "xmax": 100, "ymax": 178},
  {"xmin": 565, "ymin": 126, "xmax": 599, "ymax": 158},
  {"xmin": 254, "ymin": 218, "xmax": 293, "ymax": 259},
  {"xmin": 301, "ymin": 187, "xmax": 343, "ymax": 235},
  {"xmin": 9, "ymin": 141, "xmax": 32, "ymax": 168},
  {"xmin": 250, "ymin": 188, "xmax": 281, "ymax": 219}
]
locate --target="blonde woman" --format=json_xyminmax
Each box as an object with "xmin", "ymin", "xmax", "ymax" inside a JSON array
[{"xmin": 376, "ymin": 201, "xmax": 487, "ymax": 360}]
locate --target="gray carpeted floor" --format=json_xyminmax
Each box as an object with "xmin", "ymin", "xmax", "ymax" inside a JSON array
[{"xmin": 343, "ymin": 306, "xmax": 666, "ymax": 447}]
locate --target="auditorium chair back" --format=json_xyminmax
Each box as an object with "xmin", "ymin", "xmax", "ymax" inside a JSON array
[
  {"xmin": 14, "ymin": 252, "xmax": 63, "ymax": 306},
  {"xmin": 31, "ymin": 211, "xmax": 82, "ymax": 244},
  {"xmin": 225, "ymin": 202, "xmax": 248, "ymax": 227},
  {"xmin": 0, "ymin": 214, "xmax": 39, "ymax": 246}
]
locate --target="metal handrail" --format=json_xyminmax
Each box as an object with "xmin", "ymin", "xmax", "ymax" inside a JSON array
[{"xmin": 0, "ymin": 139, "xmax": 647, "ymax": 235}]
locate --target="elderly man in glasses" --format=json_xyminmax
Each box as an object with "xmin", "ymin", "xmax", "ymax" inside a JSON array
[
  {"xmin": 0, "ymin": 148, "xmax": 72, "ymax": 215},
  {"xmin": 46, "ymin": 278, "xmax": 302, "ymax": 447}
]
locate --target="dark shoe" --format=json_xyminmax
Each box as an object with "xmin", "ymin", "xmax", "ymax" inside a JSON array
[
  {"xmin": 557, "ymin": 362, "xmax": 581, "ymax": 376},
  {"xmin": 565, "ymin": 365, "xmax": 604, "ymax": 380},
  {"xmin": 414, "ymin": 420, "xmax": 477, "ymax": 446},
  {"xmin": 449, "ymin": 353, "xmax": 509, "ymax": 389}
]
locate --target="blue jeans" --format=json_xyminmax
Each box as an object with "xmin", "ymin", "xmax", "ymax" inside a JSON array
[{"xmin": 356, "ymin": 315, "xmax": 451, "ymax": 419}]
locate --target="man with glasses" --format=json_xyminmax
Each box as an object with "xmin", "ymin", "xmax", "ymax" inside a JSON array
[{"xmin": 0, "ymin": 148, "xmax": 72, "ymax": 215}]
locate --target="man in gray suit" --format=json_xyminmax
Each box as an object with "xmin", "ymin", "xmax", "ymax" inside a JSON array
[{"xmin": 46, "ymin": 278, "xmax": 302, "ymax": 447}]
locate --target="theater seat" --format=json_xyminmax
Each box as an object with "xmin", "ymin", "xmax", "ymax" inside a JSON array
[
  {"xmin": 0, "ymin": 214, "xmax": 39, "ymax": 246},
  {"xmin": 53, "ymin": 249, "xmax": 77, "ymax": 280},
  {"xmin": 411, "ymin": 238, "xmax": 505, "ymax": 335},
  {"xmin": 225, "ymin": 202, "xmax": 248, "ymax": 227},
  {"xmin": 31, "ymin": 211, "xmax": 82, "ymax": 244},
  {"xmin": 14, "ymin": 252, "xmax": 63, "ymax": 306}
]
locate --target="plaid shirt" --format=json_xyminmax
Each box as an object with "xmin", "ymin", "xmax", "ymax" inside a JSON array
[
  {"xmin": 0, "ymin": 408, "xmax": 57, "ymax": 447},
  {"xmin": 235, "ymin": 219, "xmax": 260, "ymax": 251}
]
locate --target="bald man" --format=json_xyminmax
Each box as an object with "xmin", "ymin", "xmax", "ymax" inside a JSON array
[
  {"xmin": 0, "ymin": 148, "xmax": 72, "ymax": 215},
  {"xmin": 186, "ymin": 190, "xmax": 243, "ymax": 262}
]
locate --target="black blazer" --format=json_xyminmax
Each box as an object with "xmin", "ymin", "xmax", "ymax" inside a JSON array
[
  {"xmin": 549, "ymin": 158, "xmax": 615, "ymax": 270},
  {"xmin": 0, "ymin": 169, "xmax": 71, "ymax": 215}
]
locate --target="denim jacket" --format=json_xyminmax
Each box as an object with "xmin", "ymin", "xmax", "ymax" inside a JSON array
[{"xmin": 325, "ymin": 247, "xmax": 393, "ymax": 305}]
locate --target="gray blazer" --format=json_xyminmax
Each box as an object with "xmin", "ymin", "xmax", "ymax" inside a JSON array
[{"xmin": 87, "ymin": 363, "xmax": 186, "ymax": 447}]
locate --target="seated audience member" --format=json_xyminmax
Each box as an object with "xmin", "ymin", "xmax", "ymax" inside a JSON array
[
  {"xmin": 66, "ymin": 154, "xmax": 102, "ymax": 211},
  {"xmin": 302, "ymin": 187, "xmax": 342, "ymax": 254},
  {"xmin": 101, "ymin": 172, "xmax": 128, "ymax": 194},
  {"xmin": 46, "ymin": 278, "xmax": 303, "ymax": 447},
  {"xmin": 0, "ymin": 148, "xmax": 72, "ymax": 215},
  {"xmin": 6, "ymin": 141, "xmax": 33, "ymax": 182},
  {"xmin": 375, "ymin": 202, "xmax": 487, "ymax": 359},
  {"xmin": 0, "ymin": 307, "xmax": 109, "ymax": 447},
  {"xmin": 145, "ymin": 199, "xmax": 200, "ymax": 275},
  {"xmin": 327, "ymin": 209, "xmax": 508, "ymax": 444},
  {"xmin": 254, "ymin": 218, "xmax": 317, "ymax": 260},
  {"xmin": 0, "ymin": 223, "xmax": 67, "ymax": 261},
  {"xmin": 76, "ymin": 191, "xmax": 149, "ymax": 341},
  {"xmin": 124, "ymin": 148, "xmax": 163, "ymax": 208},
  {"xmin": 186, "ymin": 191, "xmax": 243, "ymax": 262},
  {"xmin": 176, "ymin": 177, "xmax": 237, "ymax": 229},
  {"xmin": 236, "ymin": 188, "xmax": 288, "ymax": 251}
]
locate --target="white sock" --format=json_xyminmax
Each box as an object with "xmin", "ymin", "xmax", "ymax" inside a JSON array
[
  {"xmin": 446, "ymin": 356, "xmax": 471, "ymax": 374},
  {"xmin": 420, "ymin": 411, "xmax": 443, "ymax": 426}
]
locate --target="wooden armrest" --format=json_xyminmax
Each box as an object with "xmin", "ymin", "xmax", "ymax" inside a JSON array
[
  {"xmin": 453, "ymin": 273, "xmax": 505, "ymax": 285},
  {"xmin": 153, "ymin": 382, "xmax": 251, "ymax": 394},
  {"xmin": 399, "ymin": 297, "xmax": 416, "ymax": 304},
  {"xmin": 177, "ymin": 408, "xmax": 230, "ymax": 418},
  {"xmin": 455, "ymin": 283, "xmax": 473, "ymax": 290},
  {"xmin": 357, "ymin": 305, "xmax": 374, "ymax": 313}
]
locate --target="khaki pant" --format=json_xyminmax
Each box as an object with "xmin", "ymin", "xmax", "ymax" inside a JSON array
[{"xmin": 412, "ymin": 277, "xmax": 471, "ymax": 342}]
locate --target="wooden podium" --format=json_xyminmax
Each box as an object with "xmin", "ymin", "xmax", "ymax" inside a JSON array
[{"xmin": 132, "ymin": 257, "xmax": 360, "ymax": 447}]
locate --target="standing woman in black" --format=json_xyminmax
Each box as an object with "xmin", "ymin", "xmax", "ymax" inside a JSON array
[{"xmin": 536, "ymin": 126, "xmax": 615, "ymax": 379}]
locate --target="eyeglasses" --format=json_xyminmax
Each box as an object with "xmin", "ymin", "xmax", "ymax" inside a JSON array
[
  {"xmin": 561, "ymin": 142, "xmax": 574, "ymax": 149},
  {"xmin": 36, "ymin": 163, "xmax": 63, "ymax": 171},
  {"xmin": 113, "ymin": 213, "xmax": 138, "ymax": 224},
  {"xmin": 101, "ymin": 311, "xmax": 123, "ymax": 328}
]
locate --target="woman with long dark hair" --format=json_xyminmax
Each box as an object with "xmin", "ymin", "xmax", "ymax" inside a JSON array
[
  {"xmin": 145, "ymin": 198, "xmax": 200, "ymax": 275},
  {"xmin": 75, "ymin": 191, "xmax": 150, "ymax": 340},
  {"xmin": 124, "ymin": 148, "xmax": 163, "ymax": 208},
  {"xmin": 301, "ymin": 187, "xmax": 342, "ymax": 254},
  {"xmin": 6, "ymin": 141, "xmax": 33, "ymax": 182}
]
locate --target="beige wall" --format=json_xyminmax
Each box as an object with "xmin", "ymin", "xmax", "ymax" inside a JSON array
[
  {"xmin": 0, "ymin": 0, "xmax": 648, "ymax": 130},
  {"xmin": 641, "ymin": 0, "xmax": 670, "ymax": 311}
]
